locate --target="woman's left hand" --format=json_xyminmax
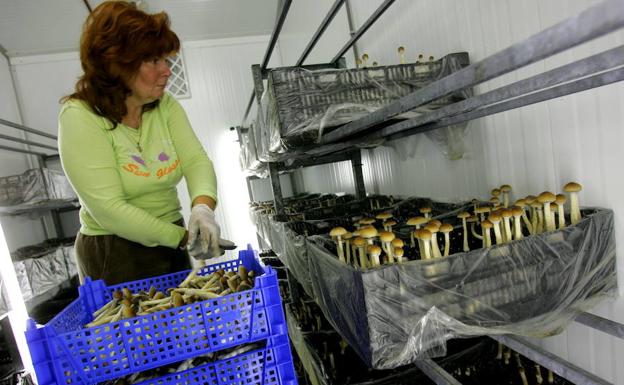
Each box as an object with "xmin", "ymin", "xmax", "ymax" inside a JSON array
[{"xmin": 187, "ymin": 203, "xmax": 222, "ymax": 258}]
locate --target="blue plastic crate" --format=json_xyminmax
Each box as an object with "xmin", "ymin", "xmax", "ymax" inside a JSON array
[
  {"xmin": 26, "ymin": 245, "xmax": 289, "ymax": 385},
  {"xmin": 133, "ymin": 334, "xmax": 296, "ymax": 385}
]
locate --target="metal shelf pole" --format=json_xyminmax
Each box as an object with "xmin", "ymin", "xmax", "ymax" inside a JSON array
[
  {"xmin": 351, "ymin": 150, "xmax": 366, "ymax": 200},
  {"xmin": 269, "ymin": 162, "xmax": 285, "ymax": 216},
  {"xmin": 296, "ymin": 0, "xmax": 346, "ymax": 66},
  {"xmin": 414, "ymin": 359, "xmax": 462, "ymax": 385}
]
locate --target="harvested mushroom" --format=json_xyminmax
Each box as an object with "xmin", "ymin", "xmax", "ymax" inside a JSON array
[
  {"xmin": 457, "ymin": 212, "xmax": 471, "ymax": 252},
  {"xmin": 439, "ymin": 223, "xmax": 453, "ymax": 257},
  {"xmin": 379, "ymin": 231, "xmax": 396, "ymax": 263},
  {"xmin": 398, "ymin": 46, "xmax": 406, "ymax": 64},
  {"xmin": 419, "ymin": 206, "xmax": 432, "ymax": 219},
  {"xmin": 514, "ymin": 199, "xmax": 533, "ymax": 235},
  {"xmin": 343, "ymin": 232, "xmax": 353, "ymax": 265},
  {"xmin": 500, "ymin": 184, "xmax": 512, "ymax": 208},
  {"xmin": 555, "ymin": 194, "xmax": 567, "ymax": 229},
  {"xmin": 537, "ymin": 192, "xmax": 557, "ymax": 232},
  {"xmin": 416, "ymin": 229, "xmax": 432, "ymax": 260},
  {"xmin": 367, "ymin": 245, "xmax": 382, "ymax": 267},
  {"xmin": 353, "ymin": 237, "xmax": 367, "ymax": 269},
  {"xmin": 488, "ymin": 212, "xmax": 504, "ymax": 244},
  {"xmin": 481, "ymin": 220, "xmax": 493, "ymax": 247},
  {"xmin": 564, "ymin": 182, "xmax": 583, "ymax": 225},
  {"xmin": 501, "ymin": 209, "xmax": 513, "ymax": 242},
  {"xmin": 425, "ymin": 222, "xmax": 442, "ymax": 259},
  {"xmin": 329, "ymin": 227, "xmax": 348, "ymax": 263},
  {"xmin": 511, "ymin": 206, "xmax": 524, "ymax": 240},
  {"xmin": 474, "ymin": 206, "xmax": 491, "ymax": 223},
  {"xmin": 394, "ymin": 247, "xmax": 405, "ymax": 263}
]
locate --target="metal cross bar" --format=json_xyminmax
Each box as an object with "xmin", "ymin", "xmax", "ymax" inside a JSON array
[
  {"xmin": 492, "ymin": 335, "xmax": 613, "ymax": 385},
  {"xmin": 0, "ymin": 144, "xmax": 49, "ymax": 157},
  {"xmin": 351, "ymin": 149, "xmax": 366, "ymax": 200},
  {"xmin": 0, "ymin": 133, "xmax": 58, "ymax": 151},
  {"xmin": 413, "ymin": 359, "xmax": 462, "ymax": 385},
  {"xmin": 321, "ymin": 0, "xmax": 624, "ymax": 144},
  {"xmin": 386, "ymin": 66, "xmax": 624, "ymax": 142},
  {"xmin": 374, "ymin": 45, "xmax": 624, "ymax": 140},
  {"xmin": 268, "ymin": 162, "xmax": 285, "ymax": 216},
  {"xmin": 262, "ymin": 0, "xmax": 293, "ymax": 70},
  {"xmin": 331, "ymin": 0, "xmax": 396, "ymax": 63},
  {"xmin": 0, "ymin": 118, "xmax": 57, "ymax": 140},
  {"xmin": 576, "ymin": 311, "xmax": 624, "ymax": 340},
  {"xmin": 296, "ymin": 0, "xmax": 346, "ymax": 66}
]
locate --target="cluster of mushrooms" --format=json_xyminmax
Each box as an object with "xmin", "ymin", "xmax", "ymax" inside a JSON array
[
  {"xmin": 86, "ymin": 267, "xmax": 256, "ymax": 327},
  {"xmin": 329, "ymin": 182, "xmax": 583, "ymax": 268},
  {"xmin": 356, "ymin": 47, "xmax": 435, "ymax": 67}
]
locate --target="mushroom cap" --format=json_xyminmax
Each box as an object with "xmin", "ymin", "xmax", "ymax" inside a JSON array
[
  {"xmin": 407, "ymin": 216, "xmax": 428, "ymax": 226},
  {"xmin": 376, "ymin": 212, "xmax": 392, "ymax": 220},
  {"xmin": 416, "ymin": 229, "xmax": 432, "ymax": 241},
  {"xmin": 511, "ymin": 206, "xmax": 523, "ymax": 217},
  {"xmin": 514, "ymin": 199, "xmax": 526, "ymax": 208},
  {"xmin": 330, "ymin": 227, "xmax": 348, "ymax": 237},
  {"xmin": 481, "ymin": 219, "xmax": 493, "ymax": 229},
  {"xmin": 379, "ymin": 231, "xmax": 396, "ymax": 242},
  {"xmin": 491, "ymin": 188, "xmax": 501, "ymax": 197},
  {"xmin": 531, "ymin": 201, "xmax": 542, "ymax": 209},
  {"xmin": 367, "ymin": 244, "xmax": 381, "ymax": 256},
  {"xmin": 550, "ymin": 202, "xmax": 558, "ymax": 211},
  {"xmin": 466, "ymin": 215, "xmax": 478, "ymax": 223},
  {"xmin": 343, "ymin": 232, "xmax": 353, "ymax": 240},
  {"xmin": 362, "ymin": 53, "xmax": 369, "ymax": 60},
  {"xmin": 525, "ymin": 195, "xmax": 537, "ymax": 204},
  {"xmin": 555, "ymin": 194, "xmax": 567, "ymax": 205},
  {"xmin": 564, "ymin": 182, "xmax": 582, "ymax": 192},
  {"xmin": 471, "ymin": 199, "xmax": 479, "ymax": 204},
  {"xmin": 391, "ymin": 238, "xmax": 404, "ymax": 248},
  {"xmin": 394, "ymin": 248, "xmax": 404, "ymax": 257},
  {"xmin": 537, "ymin": 191, "xmax": 556, "ymax": 204},
  {"xmin": 419, "ymin": 206, "xmax": 432, "ymax": 214},
  {"xmin": 489, "ymin": 212, "xmax": 502, "ymax": 223},
  {"xmin": 440, "ymin": 223, "xmax": 453, "ymax": 233},
  {"xmin": 501, "ymin": 209, "xmax": 513, "ymax": 219},
  {"xmin": 490, "ymin": 197, "xmax": 500, "ymax": 205},
  {"xmin": 500, "ymin": 184, "xmax": 512, "ymax": 193},
  {"xmin": 474, "ymin": 207, "xmax": 491, "ymax": 214},
  {"xmin": 424, "ymin": 223, "xmax": 439, "ymax": 233},
  {"xmin": 384, "ymin": 219, "xmax": 397, "ymax": 227},
  {"xmin": 359, "ymin": 227, "xmax": 378, "ymax": 239},
  {"xmin": 428, "ymin": 219, "xmax": 442, "ymax": 227},
  {"xmin": 359, "ymin": 217, "xmax": 376, "ymax": 225},
  {"xmin": 457, "ymin": 211, "xmax": 471, "ymax": 219},
  {"xmin": 353, "ymin": 229, "xmax": 361, "ymax": 237},
  {"xmin": 398, "ymin": 46, "xmax": 405, "ymax": 53},
  {"xmin": 353, "ymin": 237, "xmax": 366, "ymax": 247}
]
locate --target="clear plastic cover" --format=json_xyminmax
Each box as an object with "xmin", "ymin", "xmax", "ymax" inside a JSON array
[
  {"xmin": 238, "ymin": 124, "xmax": 269, "ymax": 178},
  {"xmin": 259, "ymin": 53, "xmax": 471, "ymax": 161},
  {"xmin": 24, "ymin": 248, "xmax": 69, "ymax": 297},
  {"xmin": 298, "ymin": 209, "xmax": 615, "ymax": 368},
  {"xmin": 0, "ymin": 168, "xmax": 76, "ymax": 207}
]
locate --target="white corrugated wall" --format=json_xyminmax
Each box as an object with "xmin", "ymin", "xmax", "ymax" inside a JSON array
[{"xmin": 276, "ymin": 0, "xmax": 624, "ymax": 383}]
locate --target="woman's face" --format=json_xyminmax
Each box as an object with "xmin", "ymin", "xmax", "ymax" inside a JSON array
[{"xmin": 128, "ymin": 56, "xmax": 172, "ymax": 104}]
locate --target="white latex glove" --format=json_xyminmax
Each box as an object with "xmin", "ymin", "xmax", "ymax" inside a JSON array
[{"xmin": 187, "ymin": 204, "xmax": 224, "ymax": 259}]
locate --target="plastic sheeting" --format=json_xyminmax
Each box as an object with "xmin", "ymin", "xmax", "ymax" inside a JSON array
[
  {"xmin": 258, "ymin": 53, "xmax": 471, "ymax": 161},
  {"xmin": 238, "ymin": 124, "xmax": 269, "ymax": 178},
  {"xmin": 293, "ymin": 209, "xmax": 616, "ymax": 369},
  {"xmin": 12, "ymin": 240, "xmax": 77, "ymax": 302},
  {"xmin": 0, "ymin": 168, "xmax": 76, "ymax": 207}
]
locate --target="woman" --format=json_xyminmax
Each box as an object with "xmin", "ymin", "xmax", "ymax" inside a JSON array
[{"xmin": 59, "ymin": 1, "xmax": 231, "ymax": 285}]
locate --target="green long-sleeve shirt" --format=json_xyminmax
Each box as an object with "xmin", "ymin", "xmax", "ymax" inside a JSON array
[{"xmin": 58, "ymin": 93, "xmax": 217, "ymax": 248}]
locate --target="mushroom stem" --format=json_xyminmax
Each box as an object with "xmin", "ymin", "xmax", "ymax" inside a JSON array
[
  {"xmin": 569, "ymin": 192, "xmax": 581, "ymax": 225},
  {"xmin": 336, "ymin": 237, "xmax": 345, "ymax": 263},
  {"xmin": 443, "ymin": 233, "xmax": 450, "ymax": 257},
  {"xmin": 430, "ymin": 232, "xmax": 442, "ymax": 259},
  {"xmin": 461, "ymin": 217, "xmax": 469, "ymax": 251},
  {"xmin": 502, "ymin": 216, "xmax": 512, "ymax": 243},
  {"xmin": 521, "ymin": 209, "xmax": 533, "ymax": 235},
  {"xmin": 471, "ymin": 222, "xmax": 483, "ymax": 240},
  {"xmin": 422, "ymin": 239, "xmax": 431, "ymax": 260},
  {"xmin": 492, "ymin": 222, "xmax": 503, "ymax": 245},
  {"xmin": 358, "ymin": 247, "xmax": 368, "ymax": 269},
  {"xmin": 345, "ymin": 239, "xmax": 351, "ymax": 264},
  {"xmin": 543, "ymin": 203, "xmax": 555, "ymax": 232}
]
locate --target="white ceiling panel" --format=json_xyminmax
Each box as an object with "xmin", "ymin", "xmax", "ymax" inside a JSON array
[{"xmin": 0, "ymin": 0, "xmax": 278, "ymax": 57}]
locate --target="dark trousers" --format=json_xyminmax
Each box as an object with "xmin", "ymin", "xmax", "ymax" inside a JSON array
[{"xmin": 74, "ymin": 220, "xmax": 191, "ymax": 285}]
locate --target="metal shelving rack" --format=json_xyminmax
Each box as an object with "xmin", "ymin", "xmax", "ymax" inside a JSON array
[
  {"xmin": 240, "ymin": 1, "xmax": 624, "ymax": 384},
  {"xmin": 0, "ymin": 119, "xmax": 80, "ymax": 317}
]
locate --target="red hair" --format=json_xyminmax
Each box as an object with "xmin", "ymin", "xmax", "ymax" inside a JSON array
[{"xmin": 65, "ymin": 1, "xmax": 180, "ymax": 128}]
